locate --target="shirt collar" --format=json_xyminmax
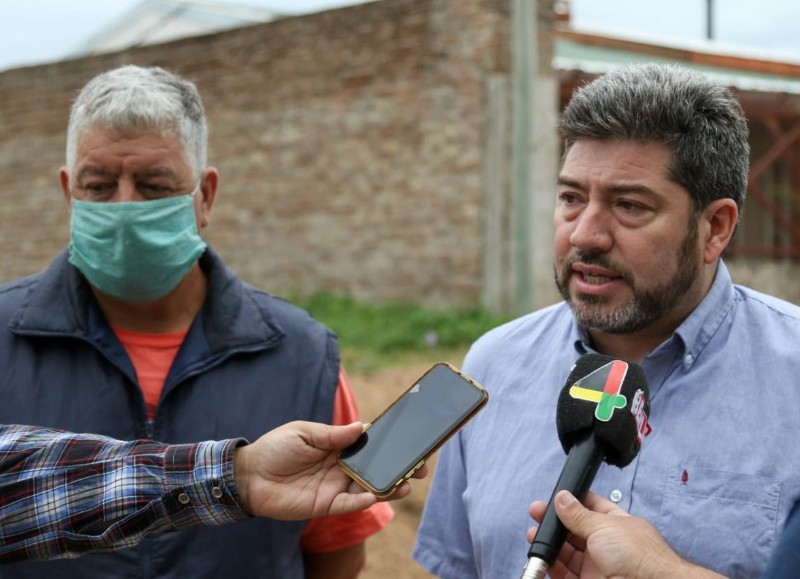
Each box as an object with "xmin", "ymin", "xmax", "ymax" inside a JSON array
[{"xmin": 670, "ymin": 260, "xmax": 734, "ymax": 370}]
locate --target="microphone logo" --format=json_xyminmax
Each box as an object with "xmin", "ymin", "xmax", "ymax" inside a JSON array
[
  {"xmin": 631, "ymin": 388, "xmax": 652, "ymax": 442},
  {"xmin": 568, "ymin": 360, "xmax": 629, "ymax": 421}
]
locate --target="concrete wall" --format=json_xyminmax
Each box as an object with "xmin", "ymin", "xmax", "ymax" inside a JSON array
[{"xmin": 727, "ymin": 258, "xmax": 800, "ymax": 303}]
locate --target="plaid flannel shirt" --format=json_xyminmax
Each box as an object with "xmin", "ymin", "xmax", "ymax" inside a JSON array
[{"xmin": 0, "ymin": 424, "xmax": 250, "ymax": 562}]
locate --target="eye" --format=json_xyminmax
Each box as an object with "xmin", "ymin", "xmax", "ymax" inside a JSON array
[
  {"xmin": 80, "ymin": 182, "xmax": 116, "ymax": 201},
  {"xmin": 617, "ymin": 199, "xmax": 641, "ymax": 211},
  {"xmin": 558, "ymin": 191, "xmax": 582, "ymax": 206},
  {"xmin": 615, "ymin": 199, "xmax": 649, "ymax": 214},
  {"xmin": 139, "ymin": 183, "xmax": 176, "ymax": 199},
  {"xmin": 555, "ymin": 191, "xmax": 586, "ymax": 222},
  {"xmin": 612, "ymin": 198, "xmax": 657, "ymax": 225}
]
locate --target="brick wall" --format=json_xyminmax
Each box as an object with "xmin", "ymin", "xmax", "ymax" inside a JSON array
[
  {"xmin": 2, "ymin": 0, "xmax": 798, "ymax": 309},
  {"xmin": 0, "ymin": 0, "xmax": 510, "ymax": 308}
]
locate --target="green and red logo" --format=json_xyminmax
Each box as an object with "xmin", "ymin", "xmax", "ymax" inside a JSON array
[{"xmin": 569, "ymin": 360, "xmax": 629, "ymax": 421}]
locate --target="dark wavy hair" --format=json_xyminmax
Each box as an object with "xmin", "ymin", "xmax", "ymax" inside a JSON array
[{"xmin": 560, "ymin": 63, "xmax": 749, "ymax": 214}]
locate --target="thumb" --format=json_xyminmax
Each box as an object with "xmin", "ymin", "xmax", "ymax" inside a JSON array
[
  {"xmin": 553, "ymin": 490, "xmax": 604, "ymax": 540},
  {"xmin": 326, "ymin": 421, "xmax": 365, "ymax": 450},
  {"xmin": 302, "ymin": 421, "xmax": 365, "ymax": 451}
]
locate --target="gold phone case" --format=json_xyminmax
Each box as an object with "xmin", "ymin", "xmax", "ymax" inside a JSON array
[{"xmin": 338, "ymin": 361, "xmax": 489, "ymax": 498}]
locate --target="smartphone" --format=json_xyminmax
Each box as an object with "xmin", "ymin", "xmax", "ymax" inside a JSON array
[{"xmin": 338, "ymin": 361, "xmax": 489, "ymax": 497}]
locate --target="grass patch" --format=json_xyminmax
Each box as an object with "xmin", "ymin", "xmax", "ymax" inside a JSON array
[{"xmin": 293, "ymin": 292, "xmax": 511, "ymax": 372}]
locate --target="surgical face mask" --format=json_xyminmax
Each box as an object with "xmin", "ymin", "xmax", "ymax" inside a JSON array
[{"xmin": 68, "ymin": 187, "xmax": 207, "ymax": 303}]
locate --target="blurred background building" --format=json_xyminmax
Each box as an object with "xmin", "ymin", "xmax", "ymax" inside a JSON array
[{"xmin": 1, "ymin": 0, "xmax": 798, "ymax": 314}]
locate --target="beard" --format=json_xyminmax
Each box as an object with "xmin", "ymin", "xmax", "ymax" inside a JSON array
[{"xmin": 555, "ymin": 220, "xmax": 700, "ymax": 334}]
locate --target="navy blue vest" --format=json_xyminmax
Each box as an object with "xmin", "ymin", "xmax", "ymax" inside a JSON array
[{"xmin": 0, "ymin": 249, "xmax": 339, "ymax": 578}]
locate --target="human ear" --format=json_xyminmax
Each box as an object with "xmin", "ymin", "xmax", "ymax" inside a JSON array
[
  {"xmin": 700, "ymin": 199, "xmax": 738, "ymax": 264},
  {"xmin": 59, "ymin": 167, "xmax": 72, "ymax": 209},
  {"xmin": 196, "ymin": 168, "xmax": 219, "ymax": 229}
]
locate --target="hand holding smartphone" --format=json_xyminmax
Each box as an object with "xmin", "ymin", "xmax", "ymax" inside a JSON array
[{"xmin": 338, "ymin": 361, "xmax": 488, "ymax": 497}]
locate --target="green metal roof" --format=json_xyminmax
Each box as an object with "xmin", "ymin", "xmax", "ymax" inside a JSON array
[{"xmin": 554, "ymin": 37, "xmax": 800, "ymax": 94}]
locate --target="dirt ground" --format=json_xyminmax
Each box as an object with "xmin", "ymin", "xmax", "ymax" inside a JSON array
[{"xmin": 347, "ymin": 351, "xmax": 470, "ymax": 579}]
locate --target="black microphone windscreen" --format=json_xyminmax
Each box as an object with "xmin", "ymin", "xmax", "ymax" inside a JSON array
[{"xmin": 556, "ymin": 353, "xmax": 650, "ymax": 467}]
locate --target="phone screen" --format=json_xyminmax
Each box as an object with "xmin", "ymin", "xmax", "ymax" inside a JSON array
[{"xmin": 339, "ymin": 362, "xmax": 487, "ymax": 496}]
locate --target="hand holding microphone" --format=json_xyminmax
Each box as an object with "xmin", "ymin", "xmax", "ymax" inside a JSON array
[
  {"xmin": 521, "ymin": 354, "xmax": 651, "ymax": 579},
  {"xmin": 526, "ymin": 490, "xmax": 725, "ymax": 579}
]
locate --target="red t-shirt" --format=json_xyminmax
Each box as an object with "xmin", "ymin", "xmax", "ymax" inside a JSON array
[
  {"xmin": 113, "ymin": 327, "xmax": 393, "ymax": 553},
  {"xmin": 300, "ymin": 368, "xmax": 394, "ymax": 552}
]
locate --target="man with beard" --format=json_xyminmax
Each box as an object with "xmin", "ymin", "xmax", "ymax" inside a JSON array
[{"xmin": 413, "ymin": 63, "xmax": 800, "ymax": 579}]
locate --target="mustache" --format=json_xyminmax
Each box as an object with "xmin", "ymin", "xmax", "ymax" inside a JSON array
[
  {"xmin": 564, "ymin": 251, "xmax": 613, "ymax": 271},
  {"xmin": 562, "ymin": 251, "xmax": 632, "ymax": 284}
]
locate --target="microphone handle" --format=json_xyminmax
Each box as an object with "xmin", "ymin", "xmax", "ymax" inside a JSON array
[{"xmin": 527, "ymin": 431, "xmax": 605, "ymax": 564}]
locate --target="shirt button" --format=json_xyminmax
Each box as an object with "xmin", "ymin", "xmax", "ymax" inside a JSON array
[
  {"xmin": 609, "ymin": 489, "xmax": 623, "ymax": 503},
  {"xmin": 211, "ymin": 487, "xmax": 223, "ymax": 499},
  {"xmin": 178, "ymin": 493, "xmax": 191, "ymax": 505}
]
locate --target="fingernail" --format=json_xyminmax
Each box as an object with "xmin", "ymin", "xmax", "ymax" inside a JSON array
[{"xmin": 556, "ymin": 490, "xmax": 577, "ymax": 508}]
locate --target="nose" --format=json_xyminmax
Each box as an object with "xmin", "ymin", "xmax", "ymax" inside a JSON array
[
  {"xmin": 568, "ymin": 202, "xmax": 613, "ymax": 253},
  {"xmin": 112, "ymin": 179, "xmax": 143, "ymax": 202}
]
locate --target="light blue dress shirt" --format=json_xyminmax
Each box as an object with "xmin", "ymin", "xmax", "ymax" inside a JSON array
[{"xmin": 414, "ymin": 262, "xmax": 800, "ymax": 579}]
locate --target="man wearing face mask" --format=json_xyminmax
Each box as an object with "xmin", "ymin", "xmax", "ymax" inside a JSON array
[{"xmin": 0, "ymin": 65, "xmax": 391, "ymax": 579}]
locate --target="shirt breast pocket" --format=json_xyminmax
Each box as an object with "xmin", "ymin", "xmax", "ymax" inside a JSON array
[{"xmin": 656, "ymin": 467, "xmax": 780, "ymax": 579}]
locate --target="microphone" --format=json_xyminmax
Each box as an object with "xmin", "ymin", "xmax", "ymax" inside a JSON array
[{"xmin": 521, "ymin": 353, "xmax": 651, "ymax": 579}]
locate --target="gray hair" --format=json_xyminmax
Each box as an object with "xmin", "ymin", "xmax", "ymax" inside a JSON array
[
  {"xmin": 560, "ymin": 63, "xmax": 749, "ymax": 213},
  {"xmin": 65, "ymin": 65, "xmax": 208, "ymax": 177}
]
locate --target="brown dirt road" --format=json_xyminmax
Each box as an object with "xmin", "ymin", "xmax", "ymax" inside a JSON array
[{"xmin": 347, "ymin": 351, "xmax": 472, "ymax": 579}]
